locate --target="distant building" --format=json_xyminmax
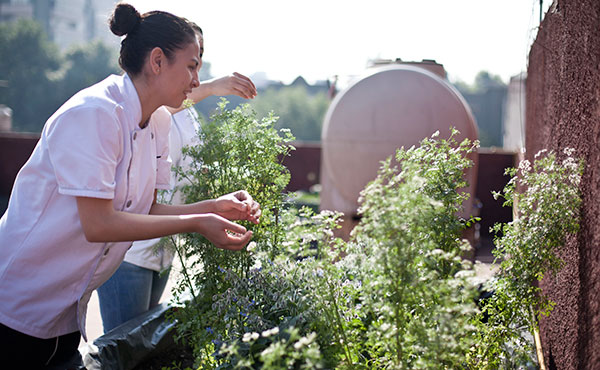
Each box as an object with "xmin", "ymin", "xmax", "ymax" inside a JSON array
[
  {"xmin": 0, "ymin": 0, "xmax": 119, "ymax": 51},
  {"xmin": 289, "ymin": 76, "xmax": 330, "ymax": 95},
  {"xmin": 0, "ymin": 0, "xmax": 33, "ymax": 21},
  {"xmin": 502, "ymin": 73, "xmax": 526, "ymax": 152},
  {"xmin": 456, "ymin": 84, "xmax": 507, "ymax": 148}
]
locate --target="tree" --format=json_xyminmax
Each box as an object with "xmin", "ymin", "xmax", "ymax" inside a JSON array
[
  {"xmin": 198, "ymin": 60, "xmax": 212, "ymax": 81},
  {"xmin": 452, "ymin": 70, "xmax": 507, "ymax": 147},
  {"xmin": 57, "ymin": 41, "xmax": 120, "ymax": 102},
  {"xmin": 0, "ymin": 19, "xmax": 124, "ymax": 132},
  {"xmin": 250, "ymin": 85, "xmax": 329, "ymax": 142},
  {"xmin": 452, "ymin": 70, "xmax": 506, "ymax": 93},
  {"xmin": 0, "ymin": 19, "xmax": 61, "ymax": 132}
]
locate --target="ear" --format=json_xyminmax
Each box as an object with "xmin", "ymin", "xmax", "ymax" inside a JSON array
[{"xmin": 148, "ymin": 47, "xmax": 165, "ymax": 75}]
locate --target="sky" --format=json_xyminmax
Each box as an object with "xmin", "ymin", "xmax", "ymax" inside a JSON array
[{"xmin": 127, "ymin": 0, "xmax": 551, "ymax": 87}]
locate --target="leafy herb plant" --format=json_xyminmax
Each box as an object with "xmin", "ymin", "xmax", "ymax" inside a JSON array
[
  {"xmin": 340, "ymin": 130, "xmax": 481, "ymax": 368},
  {"xmin": 169, "ymin": 99, "xmax": 295, "ymax": 366},
  {"xmin": 469, "ymin": 148, "xmax": 583, "ymax": 368}
]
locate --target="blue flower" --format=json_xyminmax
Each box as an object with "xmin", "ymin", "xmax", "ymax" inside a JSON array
[
  {"xmin": 206, "ymin": 327, "xmax": 214, "ymax": 334},
  {"xmin": 217, "ymin": 266, "xmax": 225, "ymax": 273}
]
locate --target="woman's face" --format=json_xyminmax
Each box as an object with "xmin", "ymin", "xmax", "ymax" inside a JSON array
[{"xmin": 160, "ymin": 37, "xmax": 202, "ymax": 108}]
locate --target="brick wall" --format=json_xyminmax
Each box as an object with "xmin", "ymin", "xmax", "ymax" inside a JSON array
[
  {"xmin": 0, "ymin": 132, "xmax": 40, "ymax": 213},
  {"xmin": 526, "ymin": 1, "xmax": 600, "ymax": 368}
]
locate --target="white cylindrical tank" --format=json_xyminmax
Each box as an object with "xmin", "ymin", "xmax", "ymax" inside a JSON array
[{"xmin": 320, "ymin": 62, "xmax": 478, "ymax": 227}]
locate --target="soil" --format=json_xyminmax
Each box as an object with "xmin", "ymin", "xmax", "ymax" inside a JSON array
[{"xmin": 132, "ymin": 343, "xmax": 195, "ymax": 370}]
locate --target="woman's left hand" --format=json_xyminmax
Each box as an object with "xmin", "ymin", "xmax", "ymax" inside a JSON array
[{"xmin": 214, "ymin": 190, "xmax": 261, "ymax": 224}]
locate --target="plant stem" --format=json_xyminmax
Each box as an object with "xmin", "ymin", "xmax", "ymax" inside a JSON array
[
  {"xmin": 530, "ymin": 305, "xmax": 547, "ymax": 370},
  {"xmin": 394, "ymin": 299, "xmax": 403, "ymax": 366},
  {"xmin": 326, "ymin": 278, "xmax": 354, "ymax": 369},
  {"xmin": 172, "ymin": 236, "xmax": 197, "ymax": 302}
]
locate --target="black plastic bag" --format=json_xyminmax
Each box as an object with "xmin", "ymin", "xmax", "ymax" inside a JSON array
[{"xmin": 83, "ymin": 303, "xmax": 176, "ymax": 370}]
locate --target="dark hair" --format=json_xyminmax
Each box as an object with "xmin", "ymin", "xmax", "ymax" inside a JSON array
[
  {"xmin": 184, "ymin": 18, "xmax": 203, "ymax": 36},
  {"xmin": 109, "ymin": 3, "xmax": 197, "ymax": 76}
]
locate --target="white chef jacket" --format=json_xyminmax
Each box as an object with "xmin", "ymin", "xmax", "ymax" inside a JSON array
[
  {"xmin": 0, "ymin": 74, "xmax": 172, "ymax": 340},
  {"xmin": 123, "ymin": 108, "xmax": 200, "ymax": 272}
]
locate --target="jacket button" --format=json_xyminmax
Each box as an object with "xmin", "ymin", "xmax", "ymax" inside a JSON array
[
  {"xmin": 126, "ymin": 200, "xmax": 132, "ymax": 207},
  {"xmin": 151, "ymin": 133, "xmax": 154, "ymax": 139},
  {"xmin": 133, "ymin": 132, "xmax": 137, "ymax": 140}
]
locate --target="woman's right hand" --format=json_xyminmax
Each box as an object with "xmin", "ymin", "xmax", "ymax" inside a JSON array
[
  {"xmin": 195, "ymin": 72, "xmax": 257, "ymax": 100},
  {"xmin": 195, "ymin": 213, "xmax": 253, "ymax": 251}
]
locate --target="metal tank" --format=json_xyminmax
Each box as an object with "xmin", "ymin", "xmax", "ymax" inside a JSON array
[{"xmin": 320, "ymin": 60, "xmax": 479, "ymax": 239}]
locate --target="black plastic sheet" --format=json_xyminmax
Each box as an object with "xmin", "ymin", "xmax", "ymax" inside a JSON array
[{"xmin": 83, "ymin": 303, "xmax": 176, "ymax": 370}]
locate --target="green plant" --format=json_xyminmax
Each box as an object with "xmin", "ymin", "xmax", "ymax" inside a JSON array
[
  {"xmin": 164, "ymin": 99, "xmax": 584, "ymax": 370},
  {"xmin": 169, "ymin": 124, "xmax": 488, "ymax": 369},
  {"xmin": 203, "ymin": 207, "xmax": 347, "ymax": 368},
  {"xmin": 176, "ymin": 98, "xmax": 294, "ymax": 286},
  {"xmin": 469, "ymin": 148, "xmax": 583, "ymax": 368},
  {"xmin": 337, "ymin": 129, "xmax": 481, "ymax": 369},
  {"xmin": 219, "ymin": 327, "xmax": 323, "ymax": 369},
  {"xmin": 168, "ymin": 100, "xmax": 295, "ymax": 367}
]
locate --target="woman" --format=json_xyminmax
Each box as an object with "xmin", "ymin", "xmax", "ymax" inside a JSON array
[
  {"xmin": 97, "ymin": 23, "xmax": 259, "ymax": 332},
  {"xmin": 0, "ymin": 3, "xmax": 259, "ymax": 368}
]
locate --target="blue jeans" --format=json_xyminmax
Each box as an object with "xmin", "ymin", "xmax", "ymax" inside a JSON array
[{"xmin": 97, "ymin": 261, "xmax": 170, "ymax": 333}]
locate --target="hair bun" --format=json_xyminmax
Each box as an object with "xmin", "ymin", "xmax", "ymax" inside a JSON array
[{"xmin": 109, "ymin": 3, "xmax": 141, "ymax": 36}]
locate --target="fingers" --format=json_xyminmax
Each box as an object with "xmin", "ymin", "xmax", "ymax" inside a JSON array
[
  {"xmin": 223, "ymin": 218, "xmax": 247, "ymax": 235},
  {"xmin": 211, "ymin": 218, "xmax": 252, "ymax": 250},
  {"xmin": 234, "ymin": 191, "xmax": 261, "ymax": 223},
  {"xmin": 233, "ymin": 190, "xmax": 252, "ymax": 204},
  {"xmin": 218, "ymin": 230, "xmax": 253, "ymax": 251},
  {"xmin": 215, "ymin": 191, "xmax": 261, "ymax": 223},
  {"xmin": 219, "ymin": 191, "xmax": 248, "ymax": 212},
  {"xmin": 248, "ymin": 202, "xmax": 261, "ymax": 224},
  {"xmin": 233, "ymin": 72, "xmax": 257, "ymax": 91},
  {"xmin": 231, "ymin": 72, "xmax": 257, "ymax": 99}
]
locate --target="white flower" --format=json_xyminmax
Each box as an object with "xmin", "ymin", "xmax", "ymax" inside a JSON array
[
  {"xmin": 534, "ymin": 149, "xmax": 548, "ymax": 159},
  {"xmin": 242, "ymin": 332, "xmax": 259, "ymax": 342},
  {"xmin": 519, "ymin": 159, "xmax": 531, "ymax": 171},
  {"xmin": 251, "ymin": 259, "xmax": 262, "ymax": 270},
  {"xmin": 455, "ymin": 270, "xmax": 474, "ymax": 279},
  {"xmin": 261, "ymin": 327, "xmax": 279, "ymax": 337},
  {"xmin": 293, "ymin": 333, "xmax": 316, "ymax": 350}
]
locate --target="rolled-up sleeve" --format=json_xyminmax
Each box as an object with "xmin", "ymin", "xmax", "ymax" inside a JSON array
[{"xmin": 46, "ymin": 106, "xmax": 122, "ymax": 199}]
